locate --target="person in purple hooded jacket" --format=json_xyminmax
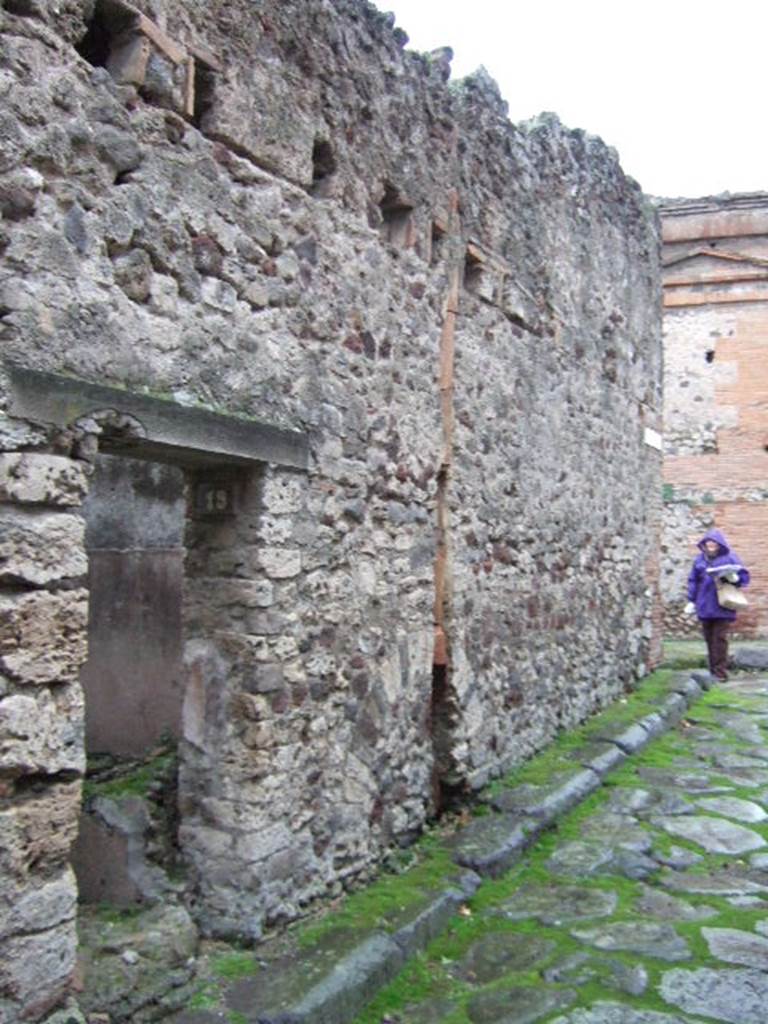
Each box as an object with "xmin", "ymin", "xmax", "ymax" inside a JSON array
[{"xmin": 685, "ymin": 528, "xmax": 750, "ymax": 681}]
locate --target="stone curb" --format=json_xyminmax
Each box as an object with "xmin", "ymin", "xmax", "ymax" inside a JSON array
[
  {"xmin": 254, "ymin": 873, "xmax": 482, "ymax": 1024},
  {"xmin": 238, "ymin": 672, "xmax": 712, "ymax": 1024}
]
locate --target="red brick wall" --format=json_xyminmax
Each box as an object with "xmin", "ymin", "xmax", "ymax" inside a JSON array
[{"xmin": 662, "ymin": 197, "xmax": 768, "ymax": 638}]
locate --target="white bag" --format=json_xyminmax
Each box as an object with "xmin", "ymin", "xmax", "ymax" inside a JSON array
[{"xmin": 716, "ymin": 580, "xmax": 748, "ymax": 610}]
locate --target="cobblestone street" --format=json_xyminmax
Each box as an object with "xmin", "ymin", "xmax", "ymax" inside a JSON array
[{"xmin": 354, "ymin": 667, "xmax": 768, "ymax": 1023}]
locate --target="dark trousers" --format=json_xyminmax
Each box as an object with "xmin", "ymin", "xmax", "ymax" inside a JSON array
[{"xmin": 701, "ymin": 618, "xmax": 730, "ymax": 680}]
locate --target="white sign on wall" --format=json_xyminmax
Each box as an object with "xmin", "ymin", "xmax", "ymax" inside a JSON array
[{"xmin": 643, "ymin": 427, "xmax": 663, "ymax": 451}]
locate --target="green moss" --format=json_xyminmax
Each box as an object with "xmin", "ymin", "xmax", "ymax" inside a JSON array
[
  {"xmin": 187, "ymin": 982, "xmax": 223, "ymax": 1011},
  {"xmin": 297, "ymin": 833, "xmax": 456, "ymax": 948},
  {"xmin": 82, "ymin": 751, "xmax": 176, "ymax": 801},
  {"xmin": 90, "ymin": 903, "xmax": 144, "ymax": 926},
  {"xmin": 212, "ymin": 951, "xmax": 260, "ymax": 980}
]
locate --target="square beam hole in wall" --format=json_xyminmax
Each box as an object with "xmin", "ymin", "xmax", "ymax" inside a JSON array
[
  {"xmin": 430, "ymin": 220, "xmax": 447, "ymax": 265},
  {"xmin": 463, "ymin": 244, "xmax": 498, "ymax": 302},
  {"xmin": 379, "ymin": 183, "xmax": 415, "ymax": 249},
  {"xmin": 310, "ymin": 138, "xmax": 337, "ymax": 197},
  {"xmin": 76, "ymin": 0, "xmax": 139, "ymax": 72}
]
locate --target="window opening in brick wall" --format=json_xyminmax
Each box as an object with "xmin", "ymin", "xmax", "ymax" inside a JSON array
[{"xmin": 379, "ymin": 184, "xmax": 414, "ymax": 249}]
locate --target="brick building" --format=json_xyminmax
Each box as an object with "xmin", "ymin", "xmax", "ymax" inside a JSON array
[{"xmin": 661, "ymin": 193, "xmax": 768, "ymax": 637}]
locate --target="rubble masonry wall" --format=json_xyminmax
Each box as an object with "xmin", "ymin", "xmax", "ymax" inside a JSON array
[{"xmin": 0, "ymin": 0, "xmax": 661, "ymax": 1017}]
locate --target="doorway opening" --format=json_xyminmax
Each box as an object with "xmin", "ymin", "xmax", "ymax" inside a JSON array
[{"xmin": 72, "ymin": 453, "xmax": 186, "ymax": 906}]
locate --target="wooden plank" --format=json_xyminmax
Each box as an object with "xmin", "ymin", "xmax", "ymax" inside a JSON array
[
  {"xmin": 184, "ymin": 55, "xmax": 196, "ymax": 118},
  {"xmin": 137, "ymin": 12, "xmax": 187, "ymax": 64},
  {"xmin": 188, "ymin": 43, "xmax": 223, "ymax": 73}
]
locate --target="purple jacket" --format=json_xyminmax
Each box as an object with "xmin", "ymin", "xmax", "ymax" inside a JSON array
[{"xmin": 687, "ymin": 528, "xmax": 750, "ymax": 620}]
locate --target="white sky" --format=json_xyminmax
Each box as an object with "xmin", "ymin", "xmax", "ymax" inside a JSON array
[{"xmin": 379, "ymin": 0, "xmax": 768, "ymax": 199}]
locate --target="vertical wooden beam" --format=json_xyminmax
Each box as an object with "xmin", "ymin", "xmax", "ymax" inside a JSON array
[
  {"xmin": 433, "ymin": 189, "xmax": 461, "ymax": 665},
  {"xmin": 184, "ymin": 56, "xmax": 196, "ymax": 119}
]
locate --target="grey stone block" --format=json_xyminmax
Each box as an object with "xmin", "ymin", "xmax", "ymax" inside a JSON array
[
  {"xmin": 731, "ymin": 647, "xmax": 768, "ymax": 671},
  {"xmin": 637, "ymin": 712, "xmax": 667, "ymax": 740},
  {"xmin": 259, "ymin": 934, "xmax": 405, "ymax": 1024},
  {"xmin": 576, "ymin": 741, "xmax": 627, "ymax": 778},
  {"xmin": 657, "ymin": 692, "xmax": 688, "ymax": 725},
  {"xmin": 593, "ymin": 722, "xmax": 651, "ymax": 755},
  {"xmin": 451, "ymin": 814, "xmax": 540, "ymax": 877}
]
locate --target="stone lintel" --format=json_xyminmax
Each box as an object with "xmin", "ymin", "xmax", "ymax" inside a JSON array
[{"xmin": 7, "ymin": 364, "xmax": 309, "ymax": 472}]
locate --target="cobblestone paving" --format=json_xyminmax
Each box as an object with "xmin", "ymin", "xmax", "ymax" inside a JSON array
[{"xmin": 357, "ymin": 675, "xmax": 768, "ymax": 1024}]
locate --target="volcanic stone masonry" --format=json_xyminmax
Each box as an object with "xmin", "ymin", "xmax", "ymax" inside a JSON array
[{"xmin": 0, "ymin": 0, "xmax": 662, "ymax": 1019}]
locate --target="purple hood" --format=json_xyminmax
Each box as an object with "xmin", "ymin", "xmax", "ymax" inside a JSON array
[{"xmin": 697, "ymin": 528, "xmax": 731, "ymax": 557}]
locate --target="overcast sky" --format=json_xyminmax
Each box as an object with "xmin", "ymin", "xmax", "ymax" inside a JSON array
[{"xmin": 379, "ymin": 0, "xmax": 768, "ymax": 199}]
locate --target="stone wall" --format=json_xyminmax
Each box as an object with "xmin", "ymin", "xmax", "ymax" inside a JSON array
[
  {"xmin": 661, "ymin": 194, "xmax": 768, "ymax": 637},
  {"xmin": 0, "ymin": 0, "xmax": 662, "ymax": 1017}
]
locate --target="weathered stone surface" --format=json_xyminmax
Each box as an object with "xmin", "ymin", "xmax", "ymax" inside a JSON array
[
  {"xmin": 650, "ymin": 845, "xmax": 702, "ymax": 870},
  {"xmin": 636, "ymin": 767, "xmax": 731, "ymax": 794},
  {"xmin": 78, "ymin": 903, "xmax": 199, "ymax": 1022},
  {"xmin": 580, "ymin": 811, "xmax": 653, "ymax": 852},
  {"xmin": 701, "ymin": 926, "xmax": 768, "ymax": 968},
  {"xmin": 450, "ymin": 815, "xmax": 537, "ymax": 877},
  {"xmin": 550, "ymin": 1006, "xmax": 691, "ymax": 1024},
  {"xmin": 570, "ymin": 921, "xmax": 691, "ymax": 961},
  {"xmin": 731, "ymin": 647, "xmax": 768, "ymax": 671},
  {"xmin": 592, "ymin": 722, "xmax": 651, "ymax": 754},
  {"xmin": 0, "ymin": 590, "xmax": 88, "ymax": 685},
  {"xmin": 633, "ymin": 883, "xmax": 716, "ymax": 921},
  {"xmin": 73, "ymin": 794, "xmax": 172, "ymax": 907},
  {"xmin": 546, "ymin": 841, "xmax": 614, "ymax": 878},
  {"xmin": 0, "ymin": 688, "xmax": 84, "ymax": 775},
  {"xmin": 543, "ymin": 953, "xmax": 648, "ymax": 996},
  {"xmin": 498, "ymin": 885, "xmax": 617, "ymax": 924},
  {"xmin": 659, "ymin": 967, "xmax": 768, "ymax": 1023},
  {"xmin": 491, "ymin": 770, "xmax": 602, "ymax": 823},
  {"xmin": 661, "ymin": 867, "xmax": 768, "ymax": 895},
  {"xmin": 40, "ymin": 998, "xmax": 87, "ymax": 1024},
  {"xmin": 0, "ymin": 781, "xmax": 81, "ymax": 881},
  {"xmin": 226, "ymin": 931, "xmax": 405, "ymax": 1024},
  {"xmin": 0, "ymin": 453, "xmax": 89, "ymax": 507},
  {"xmin": 575, "ymin": 741, "xmax": 627, "ymax": 777},
  {"xmin": 0, "ymin": 920, "xmax": 77, "ymax": 1022},
  {"xmin": 0, "ymin": 867, "xmax": 77, "ymax": 940},
  {"xmin": 652, "ymin": 814, "xmax": 767, "ymax": 854},
  {"xmin": 452, "ymin": 931, "xmax": 556, "ymax": 984},
  {"xmin": 0, "ymin": 508, "xmax": 86, "ymax": 585},
  {"xmin": 466, "ymin": 985, "xmax": 577, "ymax": 1024},
  {"xmin": 695, "ymin": 796, "xmax": 768, "ymax": 823}
]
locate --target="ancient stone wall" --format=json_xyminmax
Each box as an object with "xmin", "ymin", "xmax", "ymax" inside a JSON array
[
  {"xmin": 661, "ymin": 195, "xmax": 768, "ymax": 637},
  {"xmin": 0, "ymin": 0, "xmax": 661, "ymax": 1017}
]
